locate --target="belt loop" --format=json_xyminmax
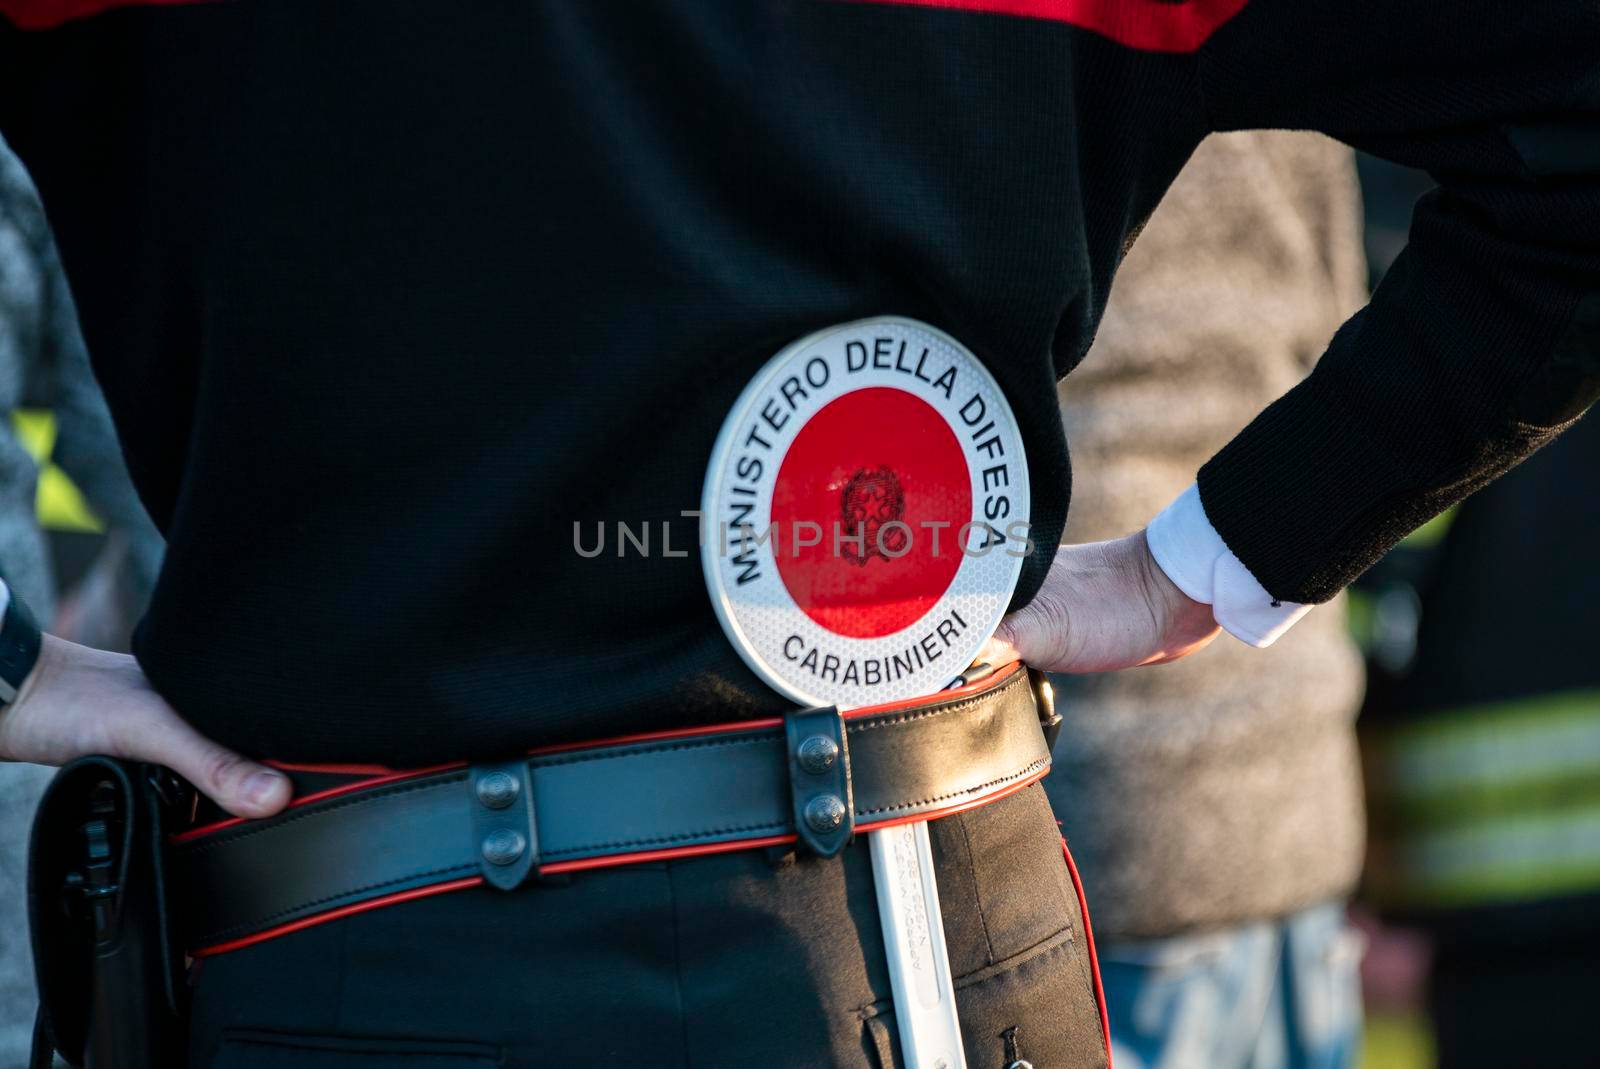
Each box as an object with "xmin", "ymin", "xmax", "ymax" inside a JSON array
[
  {"xmin": 784, "ymin": 706, "xmax": 854, "ymax": 857},
  {"xmin": 469, "ymin": 761, "xmax": 539, "ymax": 890}
]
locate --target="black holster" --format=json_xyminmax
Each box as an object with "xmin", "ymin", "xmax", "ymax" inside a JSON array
[{"xmin": 27, "ymin": 757, "xmax": 189, "ymax": 1069}]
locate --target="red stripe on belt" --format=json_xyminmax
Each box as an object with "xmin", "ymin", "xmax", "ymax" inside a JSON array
[{"xmin": 188, "ymin": 768, "xmax": 1050, "ymax": 958}]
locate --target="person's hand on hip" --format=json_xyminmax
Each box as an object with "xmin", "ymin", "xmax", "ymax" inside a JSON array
[
  {"xmin": 983, "ymin": 531, "xmax": 1220, "ymax": 674},
  {"xmin": 0, "ymin": 635, "xmax": 292, "ymax": 818}
]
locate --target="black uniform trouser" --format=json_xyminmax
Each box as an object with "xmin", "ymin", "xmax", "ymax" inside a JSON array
[{"xmin": 184, "ymin": 783, "xmax": 1108, "ymax": 1068}]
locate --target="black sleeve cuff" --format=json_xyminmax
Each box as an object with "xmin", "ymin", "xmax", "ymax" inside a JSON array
[{"xmin": 0, "ymin": 586, "xmax": 42, "ymax": 706}]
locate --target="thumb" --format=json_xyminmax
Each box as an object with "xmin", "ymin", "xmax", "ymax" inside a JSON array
[
  {"xmin": 978, "ymin": 616, "xmax": 1025, "ymax": 668},
  {"xmin": 125, "ymin": 709, "xmax": 292, "ymax": 819}
]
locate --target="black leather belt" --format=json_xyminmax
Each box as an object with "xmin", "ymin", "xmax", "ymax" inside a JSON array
[{"xmin": 169, "ymin": 661, "xmax": 1057, "ymax": 957}]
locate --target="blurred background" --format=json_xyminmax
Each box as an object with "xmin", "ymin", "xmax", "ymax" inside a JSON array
[
  {"xmin": 0, "ymin": 134, "xmax": 166, "ymax": 1068},
  {"xmin": 1042, "ymin": 138, "xmax": 1597, "ymax": 1069},
  {"xmin": 1346, "ymin": 158, "xmax": 1600, "ymax": 1069},
  {"xmin": 2, "ymin": 130, "xmax": 1594, "ymax": 1069}
]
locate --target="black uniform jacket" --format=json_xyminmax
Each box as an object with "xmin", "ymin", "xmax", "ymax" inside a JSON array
[{"xmin": 1, "ymin": 0, "xmax": 1597, "ymax": 763}]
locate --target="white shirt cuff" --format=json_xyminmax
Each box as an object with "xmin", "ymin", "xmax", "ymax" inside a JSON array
[{"xmin": 1144, "ymin": 483, "xmax": 1312, "ymax": 648}]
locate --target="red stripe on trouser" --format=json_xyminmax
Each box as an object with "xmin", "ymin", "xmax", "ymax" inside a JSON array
[{"xmin": 1062, "ymin": 836, "xmax": 1113, "ymax": 1068}]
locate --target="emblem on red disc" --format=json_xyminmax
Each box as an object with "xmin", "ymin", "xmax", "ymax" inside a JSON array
[{"xmin": 701, "ymin": 316, "xmax": 1031, "ymax": 707}]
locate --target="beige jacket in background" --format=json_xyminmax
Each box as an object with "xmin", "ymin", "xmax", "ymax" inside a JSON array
[{"xmin": 1046, "ymin": 130, "xmax": 1369, "ymax": 938}]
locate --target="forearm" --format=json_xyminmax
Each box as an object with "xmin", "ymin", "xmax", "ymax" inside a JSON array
[{"xmin": 1189, "ymin": 0, "xmax": 1600, "ymax": 607}]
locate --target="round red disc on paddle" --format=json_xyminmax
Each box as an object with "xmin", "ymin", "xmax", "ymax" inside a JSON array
[{"xmin": 770, "ymin": 387, "xmax": 968, "ymax": 639}]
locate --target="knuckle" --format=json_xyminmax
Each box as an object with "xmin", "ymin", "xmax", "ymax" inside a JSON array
[
  {"xmin": 1033, "ymin": 591, "xmax": 1070, "ymax": 631},
  {"xmin": 1017, "ymin": 594, "xmax": 1074, "ymax": 663},
  {"xmin": 198, "ymin": 746, "xmax": 246, "ymax": 793}
]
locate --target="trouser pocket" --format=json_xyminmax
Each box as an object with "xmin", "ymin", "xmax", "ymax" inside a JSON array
[
  {"xmin": 862, "ymin": 788, "xmax": 1111, "ymax": 1069},
  {"xmin": 955, "ymin": 927, "xmax": 1107, "ymax": 1069},
  {"xmin": 861, "ymin": 930, "xmax": 1109, "ymax": 1069},
  {"xmin": 212, "ymin": 1029, "xmax": 503, "ymax": 1069}
]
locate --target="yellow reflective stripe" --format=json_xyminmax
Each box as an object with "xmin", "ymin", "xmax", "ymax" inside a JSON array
[
  {"xmin": 1368, "ymin": 690, "xmax": 1600, "ymax": 800},
  {"xmin": 1365, "ymin": 691, "xmax": 1600, "ymax": 907},
  {"xmin": 8, "ymin": 409, "xmax": 105, "ymax": 534},
  {"xmin": 1370, "ymin": 809, "xmax": 1600, "ymax": 908},
  {"xmin": 1382, "ymin": 770, "xmax": 1600, "ymax": 833},
  {"xmin": 10, "ymin": 408, "xmax": 54, "ymax": 459}
]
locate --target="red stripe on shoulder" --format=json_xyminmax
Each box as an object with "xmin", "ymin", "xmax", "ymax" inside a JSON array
[
  {"xmin": 852, "ymin": 0, "xmax": 1248, "ymax": 52},
  {"xmin": 0, "ymin": 0, "xmax": 213, "ymax": 30}
]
